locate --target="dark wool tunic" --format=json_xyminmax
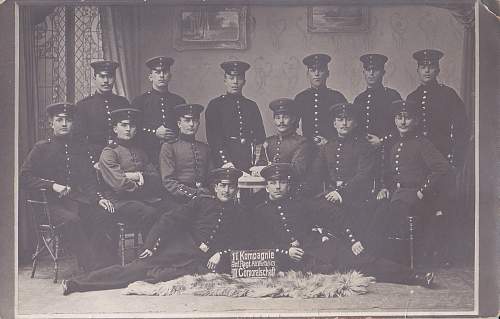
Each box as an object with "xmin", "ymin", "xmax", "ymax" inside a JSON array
[
  {"xmin": 294, "ymin": 86, "xmax": 347, "ymax": 140},
  {"xmin": 74, "ymin": 92, "xmax": 130, "ymax": 150},
  {"xmin": 206, "ymin": 93, "xmax": 266, "ymax": 171},
  {"xmin": 131, "ymin": 89, "xmax": 186, "ymax": 162}
]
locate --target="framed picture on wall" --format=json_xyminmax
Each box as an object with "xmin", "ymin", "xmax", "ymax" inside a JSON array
[
  {"xmin": 307, "ymin": 6, "xmax": 369, "ymax": 32},
  {"xmin": 173, "ymin": 6, "xmax": 247, "ymax": 51}
]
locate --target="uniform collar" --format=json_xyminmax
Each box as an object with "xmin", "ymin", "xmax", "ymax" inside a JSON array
[
  {"xmin": 94, "ymin": 90, "xmax": 114, "ymax": 98},
  {"xmin": 420, "ymin": 80, "xmax": 439, "ymax": 90},
  {"xmin": 151, "ymin": 88, "xmax": 170, "ymax": 96},
  {"xmin": 277, "ymin": 129, "xmax": 296, "ymax": 138},
  {"xmin": 309, "ymin": 85, "xmax": 327, "ymax": 92},
  {"xmin": 366, "ymin": 83, "xmax": 384, "ymax": 92},
  {"xmin": 179, "ymin": 133, "xmax": 196, "ymax": 142},
  {"xmin": 115, "ymin": 138, "xmax": 135, "ymax": 147},
  {"xmin": 52, "ymin": 134, "xmax": 72, "ymax": 143}
]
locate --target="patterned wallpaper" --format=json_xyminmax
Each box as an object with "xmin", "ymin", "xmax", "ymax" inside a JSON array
[{"xmin": 136, "ymin": 5, "xmax": 465, "ymax": 142}]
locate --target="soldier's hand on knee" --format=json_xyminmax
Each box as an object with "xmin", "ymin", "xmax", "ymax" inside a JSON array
[
  {"xmin": 288, "ymin": 247, "xmax": 304, "ymax": 261},
  {"xmin": 377, "ymin": 188, "xmax": 390, "ymax": 200},
  {"xmin": 207, "ymin": 252, "xmax": 221, "ymax": 270},
  {"xmin": 99, "ymin": 199, "xmax": 115, "ymax": 214},
  {"xmin": 351, "ymin": 241, "xmax": 364, "ymax": 256},
  {"xmin": 222, "ymin": 162, "xmax": 235, "ymax": 169},
  {"xmin": 325, "ymin": 191, "xmax": 341, "ymax": 203},
  {"xmin": 416, "ymin": 190, "xmax": 424, "ymax": 200},
  {"xmin": 139, "ymin": 249, "xmax": 153, "ymax": 259}
]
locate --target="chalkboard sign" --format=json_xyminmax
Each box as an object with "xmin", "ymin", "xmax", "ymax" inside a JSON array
[{"xmin": 230, "ymin": 249, "xmax": 277, "ymax": 278}]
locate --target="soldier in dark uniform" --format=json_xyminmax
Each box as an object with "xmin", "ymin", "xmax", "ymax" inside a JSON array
[
  {"xmin": 407, "ymin": 49, "xmax": 468, "ymax": 167},
  {"xmin": 98, "ymin": 108, "xmax": 161, "ymax": 238},
  {"xmin": 252, "ymin": 163, "xmax": 435, "ymax": 288},
  {"xmin": 61, "ymin": 168, "xmax": 250, "ymax": 295},
  {"xmin": 159, "ymin": 104, "xmax": 213, "ymax": 208},
  {"xmin": 353, "ymin": 54, "xmax": 402, "ymax": 146},
  {"xmin": 74, "ymin": 60, "xmax": 130, "ymax": 154},
  {"xmin": 406, "ymin": 49, "xmax": 468, "ymax": 265},
  {"xmin": 205, "ymin": 61, "xmax": 266, "ymax": 172},
  {"xmin": 294, "ymin": 54, "xmax": 347, "ymax": 146},
  {"xmin": 374, "ymin": 100, "xmax": 450, "ymax": 264},
  {"xmin": 311, "ymin": 102, "xmax": 376, "ymax": 220},
  {"xmin": 20, "ymin": 103, "xmax": 118, "ymax": 272},
  {"xmin": 131, "ymin": 56, "xmax": 186, "ymax": 164},
  {"xmin": 252, "ymin": 98, "xmax": 313, "ymax": 196}
]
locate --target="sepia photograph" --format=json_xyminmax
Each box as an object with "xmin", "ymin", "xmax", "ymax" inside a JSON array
[{"xmin": 3, "ymin": 0, "xmax": 497, "ymax": 318}]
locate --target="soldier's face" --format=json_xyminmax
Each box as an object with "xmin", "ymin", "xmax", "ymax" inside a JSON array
[
  {"xmin": 417, "ymin": 64, "xmax": 439, "ymax": 84},
  {"xmin": 113, "ymin": 120, "xmax": 137, "ymax": 140},
  {"xmin": 363, "ymin": 67, "xmax": 385, "ymax": 87},
  {"xmin": 307, "ymin": 67, "xmax": 329, "ymax": 89},
  {"xmin": 50, "ymin": 114, "xmax": 73, "ymax": 137},
  {"xmin": 273, "ymin": 113, "xmax": 297, "ymax": 134},
  {"xmin": 334, "ymin": 116, "xmax": 357, "ymax": 137},
  {"xmin": 395, "ymin": 112, "xmax": 418, "ymax": 135},
  {"xmin": 94, "ymin": 71, "xmax": 115, "ymax": 94},
  {"xmin": 266, "ymin": 179, "xmax": 291, "ymax": 200},
  {"xmin": 177, "ymin": 116, "xmax": 200, "ymax": 136},
  {"xmin": 224, "ymin": 74, "xmax": 246, "ymax": 94},
  {"xmin": 149, "ymin": 68, "xmax": 171, "ymax": 90},
  {"xmin": 214, "ymin": 181, "xmax": 237, "ymax": 202}
]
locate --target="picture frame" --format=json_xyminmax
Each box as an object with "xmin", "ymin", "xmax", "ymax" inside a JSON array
[
  {"xmin": 307, "ymin": 6, "xmax": 369, "ymax": 33},
  {"xmin": 173, "ymin": 6, "xmax": 247, "ymax": 51}
]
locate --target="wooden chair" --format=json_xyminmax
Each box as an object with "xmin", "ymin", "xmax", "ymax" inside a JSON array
[{"xmin": 27, "ymin": 189, "xmax": 64, "ymax": 283}]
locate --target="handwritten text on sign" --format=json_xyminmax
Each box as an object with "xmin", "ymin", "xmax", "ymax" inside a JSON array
[{"xmin": 230, "ymin": 249, "xmax": 276, "ymax": 278}]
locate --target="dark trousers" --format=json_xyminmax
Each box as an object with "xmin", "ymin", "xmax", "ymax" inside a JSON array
[
  {"xmin": 71, "ymin": 256, "xmax": 206, "ymax": 293},
  {"xmin": 49, "ymin": 199, "xmax": 118, "ymax": 271},
  {"xmin": 115, "ymin": 201, "xmax": 160, "ymax": 239},
  {"xmin": 303, "ymin": 240, "xmax": 414, "ymax": 285}
]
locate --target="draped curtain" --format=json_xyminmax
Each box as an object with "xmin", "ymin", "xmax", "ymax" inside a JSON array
[
  {"xmin": 99, "ymin": 6, "xmax": 142, "ymax": 100},
  {"xmin": 18, "ymin": 6, "xmax": 56, "ymax": 261}
]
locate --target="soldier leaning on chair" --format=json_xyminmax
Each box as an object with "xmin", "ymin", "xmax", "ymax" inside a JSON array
[
  {"xmin": 158, "ymin": 103, "xmax": 213, "ymax": 210},
  {"xmin": 371, "ymin": 100, "xmax": 450, "ymax": 264},
  {"xmin": 98, "ymin": 108, "xmax": 162, "ymax": 239},
  {"xmin": 73, "ymin": 60, "xmax": 130, "ymax": 154},
  {"xmin": 251, "ymin": 163, "xmax": 435, "ymax": 288},
  {"xmin": 61, "ymin": 168, "xmax": 250, "ymax": 295},
  {"xmin": 20, "ymin": 102, "xmax": 118, "ymax": 272},
  {"xmin": 131, "ymin": 56, "xmax": 186, "ymax": 165}
]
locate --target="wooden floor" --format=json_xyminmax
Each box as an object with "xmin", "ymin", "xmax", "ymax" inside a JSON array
[{"xmin": 17, "ymin": 256, "xmax": 475, "ymax": 317}]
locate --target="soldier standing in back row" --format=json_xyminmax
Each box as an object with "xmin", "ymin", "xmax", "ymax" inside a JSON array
[
  {"xmin": 131, "ymin": 56, "xmax": 186, "ymax": 165},
  {"xmin": 206, "ymin": 61, "xmax": 266, "ymax": 172},
  {"xmin": 74, "ymin": 60, "xmax": 130, "ymax": 154},
  {"xmin": 294, "ymin": 53, "xmax": 347, "ymax": 146},
  {"xmin": 353, "ymin": 53, "xmax": 402, "ymax": 146},
  {"xmin": 406, "ymin": 49, "xmax": 468, "ymax": 266},
  {"xmin": 406, "ymin": 49, "xmax": 468, "ymax": 168}
]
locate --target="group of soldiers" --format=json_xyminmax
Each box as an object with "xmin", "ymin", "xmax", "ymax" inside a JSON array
[{"xmin": 19, "ymin": 49, "xmax": 469, "ymax": 296}]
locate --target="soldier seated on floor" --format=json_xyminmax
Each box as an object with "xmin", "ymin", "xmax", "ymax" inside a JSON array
[
  {"xmin": 61, "ymin": 167, "xmax": 250, "ymax": 295},
  {"xmin": 371, "ymin": 100, "xmax": 450, "ymax": 264},
  {"xmin": 252, "ymin": 163, "xmax": 435, "ymax": 288}
]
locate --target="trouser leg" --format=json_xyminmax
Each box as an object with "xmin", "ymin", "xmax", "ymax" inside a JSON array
[
  {"xmin": 71, "ymin": 259, "xmax": 152, "ymax": 292},
  {"xmin": 117, "ymin": 201, "xmax": 160, "ymax": 239}
]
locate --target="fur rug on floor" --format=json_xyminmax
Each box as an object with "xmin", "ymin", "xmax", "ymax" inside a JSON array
[{"xmin": 123, "ymin": 271, "xmax": 375, "ymax": 298}]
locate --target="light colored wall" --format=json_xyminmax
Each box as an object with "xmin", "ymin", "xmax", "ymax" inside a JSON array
[{"xmin": 135, "ymin": 4, "xmax": 465, "ymax": 142}]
